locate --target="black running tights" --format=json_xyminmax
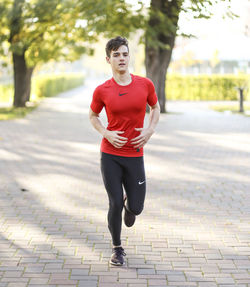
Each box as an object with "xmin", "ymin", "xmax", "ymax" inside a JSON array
[{"xmin": 100, "ymin": 152, "xmax": 146, "ymax": 246}]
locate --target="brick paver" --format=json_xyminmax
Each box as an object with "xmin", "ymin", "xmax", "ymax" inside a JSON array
[{"xmin": 0, "ymin": 79, "xmax": 250, "ymax": 286}]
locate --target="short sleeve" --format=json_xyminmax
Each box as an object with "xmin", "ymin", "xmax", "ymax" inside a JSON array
[
  {"xmin": 90, "ymin": 86, "xmax": 104, "ymax": 114},
  {"xmin": 146, "ymin": 78, "xmax": 158, "ymax": 107}
]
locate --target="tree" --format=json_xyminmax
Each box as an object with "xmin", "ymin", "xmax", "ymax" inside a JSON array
[
  {"xmin": 0, "ymin": 0, "xmax": 94, "ymax": 107},
  {"xmin": 144, "ymin": 0, "xmax": 181, "ymax": 112},
  {"xmin": 1, "ymin": 0, "xmax": 235, "ymax": 110},
  {"xmin": 78, "ymin": 0, "xmax": 235, "ymax": 113},
  {"xmin": 144, "ymin": 0, "xmax": 237, "ymax": 113}
]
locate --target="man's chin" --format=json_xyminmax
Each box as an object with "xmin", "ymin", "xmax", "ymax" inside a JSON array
[{"xmin": 117, "ymin": 68, "xmax": 127, "ymax": 74}]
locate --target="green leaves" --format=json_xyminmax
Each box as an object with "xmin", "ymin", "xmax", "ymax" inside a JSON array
[
  {"xmin": 0, "ymin": 0, "xmax": 236, "ymax": 69},
  {"xmin": 0, "ymin": 0, "xmax": 98, "ymax": 68},
  {"xmin": 145, "ymin": 0, "xmax": 183, "ymax": 50},
  {"xmin": 77, "ymin": 0, "xmax": 145, "ymax": 39},
  {"xmin": 185, "ymin": 0, "xmax": 235, "ymax": 20}
]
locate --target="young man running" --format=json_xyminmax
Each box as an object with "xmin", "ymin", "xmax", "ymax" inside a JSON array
[{"xmin": 89, "ymin": 36, "xmax": 160, "ymax": 266}]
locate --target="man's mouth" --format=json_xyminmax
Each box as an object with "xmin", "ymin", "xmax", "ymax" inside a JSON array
[{"xmin": 119, "ymin": 63, "xmax": 125, "ymax": 66}]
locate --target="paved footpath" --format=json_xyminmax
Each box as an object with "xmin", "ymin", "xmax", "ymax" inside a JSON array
[{"xmin": 0, "ymin": 79, "xmax": 250, "ymax": 287}]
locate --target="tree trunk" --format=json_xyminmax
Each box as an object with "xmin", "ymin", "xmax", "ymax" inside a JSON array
[
  {"xmin": 145, "ymin": 41, "xmax": 174, "ymax": 113},
  {"xmin": 13, "ymin": 52, "xmax": 34, "ymax": 107},
  {"xmin": 145, "ymin": 0, "xmax": 182, "ymax": 113}
]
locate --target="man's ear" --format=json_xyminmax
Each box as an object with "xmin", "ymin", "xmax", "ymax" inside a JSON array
[{"xmin": 106, "ymin": 56, "xmax": 110, "ymax": 64}]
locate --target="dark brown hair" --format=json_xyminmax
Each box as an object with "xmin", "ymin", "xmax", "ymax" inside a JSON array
[{"xmin": 105, "ymin": 36, "xmax": 129, "ymax": 58}]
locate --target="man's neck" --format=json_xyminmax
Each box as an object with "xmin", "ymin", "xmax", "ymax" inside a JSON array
[{"xmin": 112, "ymin": 71, "xmax": 131, "ymax": 86}]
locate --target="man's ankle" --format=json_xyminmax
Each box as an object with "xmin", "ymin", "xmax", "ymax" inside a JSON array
[{"xmin": 113, "ymin": 245, "xmax": 122, "ymax": 248}]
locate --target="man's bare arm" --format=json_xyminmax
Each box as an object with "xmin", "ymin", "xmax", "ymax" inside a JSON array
[{"xmin": 89, "ymin": 108, "xmax": 128, "ymax": 149}]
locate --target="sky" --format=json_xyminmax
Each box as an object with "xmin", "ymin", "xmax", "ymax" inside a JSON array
[
  {"xmin": 127, "ymin": 0, "xmax": 250, "ymax": 61},
  {"xmin": 173, "ymin": 0, "xmax": 250, "ymax": 61},
  {"xmin": 178, "ymin": 0, "xmax": 249, "ymax": 37}
]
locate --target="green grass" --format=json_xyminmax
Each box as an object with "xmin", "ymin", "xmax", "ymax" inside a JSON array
[
  {"xmin": 0, "ymin": 105, "xmax": 38, "ymax": 121},
  {"xmin": 210, "ymin": 104, "xmax": 250, "ymax": 117}
]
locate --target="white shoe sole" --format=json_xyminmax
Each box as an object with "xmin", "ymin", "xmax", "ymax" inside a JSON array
[{"xmin": 109, "ymin": 259, "xmax": 125, "ymax": 266}]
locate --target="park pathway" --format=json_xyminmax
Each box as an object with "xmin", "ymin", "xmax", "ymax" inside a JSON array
[{"xmin": 0, "ymin": 78, "xmax": 250, "ymax": 287}]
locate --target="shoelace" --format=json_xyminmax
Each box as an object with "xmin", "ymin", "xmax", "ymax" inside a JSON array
[{"xmin": 114, "ymin": 247, "xmax": 126, "ymax": 256}]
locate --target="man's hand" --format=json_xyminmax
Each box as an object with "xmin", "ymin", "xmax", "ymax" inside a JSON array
[
  {"xmin": 130, "ymin": 127, "xmax": 154, "ymax": 149},
  {"xmin": 104, "ymin": 130, "xmax": 128, "ymax": 149}
]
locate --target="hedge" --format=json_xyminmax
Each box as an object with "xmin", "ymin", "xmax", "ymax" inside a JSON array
[
  {"xmin": 2, "ymin": 74, "xmax": 249, "ymax": 103},
  {"xmin": 0, "ymin": 73, "xmax": 84, "ymax": 103},
  {"xmin": 166, "ymin": 74, "xmax": 250, "ymax": 101},
  {"xmin": 31, "ymin": 73, "xmax": 84, "ymax": 99},
  {"xmin": 0, "ymin": 84, "xmax": 14, "ymax": 103}
]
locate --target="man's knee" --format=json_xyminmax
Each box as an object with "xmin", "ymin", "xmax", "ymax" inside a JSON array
[
  {"xmin": 128, "ymin": 204, "xmax": 144, "ymax": 216},
  {"xmin": 110, "ymin": 200, "xmax": 124, "ymax": 213}
]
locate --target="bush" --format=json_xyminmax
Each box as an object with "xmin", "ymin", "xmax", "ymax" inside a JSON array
[
  {"xmin": 0, "ymin": 73, "xmax": 84, "ymax": 103},
  {"xmin": 0, "ymin": 84, "xmax": 14, "ymax": 103},
  {"xmin": 32, "ymin": 73, "xmax": 84, "ymax": 99},
  {"xmin": 166, "ymin": 74, "xmax": 250, "ymax": 101}
]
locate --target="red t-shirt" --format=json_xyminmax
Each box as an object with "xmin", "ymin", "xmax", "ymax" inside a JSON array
[{"xmin": 90, "ymin": 74, "xmax": 158, "ymax": 157}]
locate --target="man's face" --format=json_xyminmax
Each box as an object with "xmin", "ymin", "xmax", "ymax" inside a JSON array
[{"xmin": 106, "ymin": 45, "xmax": 130, "ymax": 73}]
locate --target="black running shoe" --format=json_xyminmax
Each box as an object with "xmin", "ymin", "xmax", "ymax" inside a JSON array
[
  {"xmin": 109, "ymin": 247, "xmax": 126, "ymax": 266},
  {"xmin": 124, "ymin": 196, "xmax": 136, "ymax": 227}
]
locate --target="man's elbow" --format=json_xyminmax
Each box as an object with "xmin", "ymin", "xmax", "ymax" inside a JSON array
[
  {"xmin": 89, "ymin": 109, "xmax": 99, "ymax": 121},
  {"xmin": 151, "ymin": 101, "xmax": 161, "ymax": 113}
]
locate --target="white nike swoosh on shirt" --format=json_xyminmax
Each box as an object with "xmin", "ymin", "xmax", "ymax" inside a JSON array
[{"xmin": 138, "ymin": 181, "xmax": 145, "ymax": 185}]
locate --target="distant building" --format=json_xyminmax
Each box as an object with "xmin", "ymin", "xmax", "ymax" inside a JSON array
[{"xmin": 170, "ymin": 35, "xmax": 250, "ymax": 74}]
